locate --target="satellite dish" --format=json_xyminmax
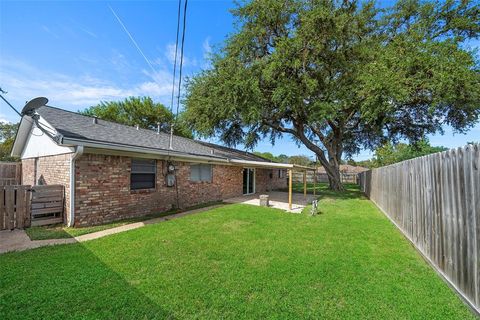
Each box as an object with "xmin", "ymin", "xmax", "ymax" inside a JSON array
[{"xmin": 22, "ymin": 97, "xmax": 48, "ymax": 115}]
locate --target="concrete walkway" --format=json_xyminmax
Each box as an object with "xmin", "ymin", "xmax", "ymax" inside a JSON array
[{"xmin": 0, "ymin": 204, "xmax": 224, "ymax": 255}]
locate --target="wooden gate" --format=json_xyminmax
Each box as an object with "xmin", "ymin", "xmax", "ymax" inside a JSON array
[
  {"xmin": 0, "ymin": 185, "xmax": 31, "ymax": 230},
  {"xmin": 31, "ymin": 185, "xmax": 65, "ymax": 226},
  {"xmin": 0, "ymin": 185, "xmax": 65, "ymax": 230}
]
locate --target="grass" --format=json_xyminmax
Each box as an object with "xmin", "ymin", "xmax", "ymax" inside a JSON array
[
  {"xmin": 26, "ymin": 201, "xmax": 223, "ymax": 240},
  {"xmin": 0, "ymin": 186, "xmax": 474, "ymax": 319}
]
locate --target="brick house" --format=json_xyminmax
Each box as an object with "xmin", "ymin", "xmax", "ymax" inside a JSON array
[{"xmin": 11, "ymin": 105, "xmax": 299, "ymax": 227}]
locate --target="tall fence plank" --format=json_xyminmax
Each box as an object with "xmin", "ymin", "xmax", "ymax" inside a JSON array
[
  {"xmin": 359, "ymin": 144, "xmax": 480, "ymax": 313},
  {"xmin": 0, "ymin": 185, "xmax": 32, "ymax": 230},
  {"xmin": 293, "ymin": 171, "xmax": 360, "ymax": 184},
  {"xmin": 0, "ymin": 187, "xmax": 4, "ymax": 230}
]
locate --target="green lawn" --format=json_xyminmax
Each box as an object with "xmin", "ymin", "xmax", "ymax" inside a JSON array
[
  {"xmin": 26, "ymin": 201, "xmax": 223, "ymax": 240},
  {"xmin": 0, "ymin": 186, "xmax": 473, "ymax": 319}
]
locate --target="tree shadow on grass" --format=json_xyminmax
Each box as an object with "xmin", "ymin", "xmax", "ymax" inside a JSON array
[{"xmin": 0, "ymin": 244, "xmax": 172, "ymax": 320}]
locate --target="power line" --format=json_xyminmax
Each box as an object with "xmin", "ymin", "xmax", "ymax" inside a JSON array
[
  {"xmin": 175, "ymin": 0, "xmax": 188, "ymax": 119},
  {"xmin": 169, "ymin": 0, "xmax": 182, "ymax": 114},
  {"xmin": 169, "ymin": 0, "xmax": 188, "ymax": 150},
  {"xmin": 0, "ymin": 88, "xmax": 21, "ymax": 117}
]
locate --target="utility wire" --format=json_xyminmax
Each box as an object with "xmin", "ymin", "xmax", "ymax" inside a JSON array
[
  {"xmin": 169, "ymin": 0, "xmax": 182, "ymax": 114},
  {"xmin": 0, "ymin": 88, "xmax": 21, "ymax": 117},
  {"xmin": 169, "ymin": 0, "xmax": 188, "ymax": 149},
  {"xmin": 175, "ymin": 0, "xmax": 188, "ymax": 119},
  {"xmin": 0, "ymin": 88, "xmax": 54, "ymax": 140}
]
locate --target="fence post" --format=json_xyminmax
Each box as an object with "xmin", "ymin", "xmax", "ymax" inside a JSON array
[
  {"xmin": 5, "ymin": 186, "xmax": 14, "ymax": 230},
  {"xmin": 0, "ymin": 187, "xmax": 4, "ymax": 230},
  {"xmin": 24, "ymin": 186, "xmax": 31, "ymax": 228},
  {"xmin": 15, "ymin": 186, "xmax": 23, "ymax": 229}
]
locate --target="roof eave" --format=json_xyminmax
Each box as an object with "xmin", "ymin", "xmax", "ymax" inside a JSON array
[
  {"xmin": 11, "ymin": 116, "xmax": 34, "ymax": 157},
  {"xmin": 60, "ymin": 137, "xmax": 232, "ymax": 163},
  {"xmin": 229, "ymin": 159, "xmax": 315, "ymax": 170}
]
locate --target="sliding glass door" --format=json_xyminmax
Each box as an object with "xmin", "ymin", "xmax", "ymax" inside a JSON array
[{"xmin": 243, "ymin": 168, "xmax": 255, "ymax": 195}]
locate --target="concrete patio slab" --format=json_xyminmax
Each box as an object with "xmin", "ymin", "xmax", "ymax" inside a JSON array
[{"xmin": 225, "ymin": 191, "xmax": 317, "ymax": 213}]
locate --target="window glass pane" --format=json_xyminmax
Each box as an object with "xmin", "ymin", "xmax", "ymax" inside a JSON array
[
  {"xmin": 248, "ymin": 169, "xmax": 254, "ymax": 192},
  {"xmin": 131, "ymin": 173, "xmax": 155, "ymax": 189},
  {"xmin": 190, "ymin": 164, "xmax": 212, "ymax": 182},
  {"xmin": 132, "ymin": 159, "xmax": 156, "ymax": 173},
  {"xmin": 131, "ymin": 159, "xmax": 156, "ymax": 189},
  {"xmin": 190, "ymin": 164, "xmax": 201, "ymax": 181},
  {"xmin": 200, "ymin": 164, "xmax": 212, "ymax": 182},
  {"xmin": 243, "ymin": 168, "xmax": 248, "ymax": 194}
]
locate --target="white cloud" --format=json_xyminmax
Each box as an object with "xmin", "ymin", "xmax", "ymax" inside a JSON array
[
  {"xmin": 202, "ymin": 37, "xmax": 213, "ymax": 69},
  {"xmin": 0, "ymin": 116, "xmax": 10, "ymax": 123},
  {"xmin": 0, "ymin": 57, "xmax": 175, "ymax": 113},
  {"xmin": 203, "ymin": 37, "xmax": 212, "ymax": 56},
  {"xmin": 164, "ymin": 43, "xmax": 197, "ymax": 67}
]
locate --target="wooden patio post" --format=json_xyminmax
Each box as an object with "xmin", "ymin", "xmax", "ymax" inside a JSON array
[
  {"xmin": 288, "ymin": 169, "xmax": 292, "ymax": 210},
  {"xmin": 303, "ymin": 170, "xmax": 307, "ymax": 199}
]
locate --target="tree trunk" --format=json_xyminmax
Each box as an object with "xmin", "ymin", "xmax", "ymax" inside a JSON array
[
  {"xmin": 327, "ymin": 168, "xmax": 344, "ymax": 191},
  {"xmin": 314, "ymin": 152, "xmax": 345, "ymax": 191}
]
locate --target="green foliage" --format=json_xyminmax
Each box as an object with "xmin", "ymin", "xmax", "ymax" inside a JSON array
[
  {"xmin": 352, "ymin": 159, "xmax": 376, "ymax": 169},
  {"xmin": 81, "ymin": 96, "xmax": 193, "ymax": 138},
  {"xmin": 288, "ymin": 154, "xmax": 312, "ymax": 166},
  {"xmin": 372, "ymin": 139, "xmax": 448, "ymax": 167},
  {"xmin": 253, "ymin": 151, "xmax": 279, "ymax": 162},
  {"xmin": 184, "ymin": 0, "xmax": 480, "ymax": 190},
  {"xmin": 0, "ymin": 122, "xmax": 19, "ymax": 161},
  {"xmin": 0, "ymin": 197, "xmax": 473, "ymax": 318},
  {"xmin": 252, "ymin": 151, "xmax": 304, "ymax": 164}
]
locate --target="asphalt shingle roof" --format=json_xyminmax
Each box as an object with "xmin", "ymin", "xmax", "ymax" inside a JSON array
[{"xmin": 36, "ymin": 106, "xmax": 271, "ymax": 162}]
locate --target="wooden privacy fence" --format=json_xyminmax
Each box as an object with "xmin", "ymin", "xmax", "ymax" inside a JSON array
[
  {"xmin": 358, "ymin": 144, "xmax": 480, "ymax": 313},
  {"xmin": 293, "ymin": 172, "xmax": 359, "ymax": 184},
  {"xmin": 0, "ymin": 185, "xmax": 31, "ymax": 230},
  {"xmin": 0, "ymin": 162, "xmax": 21, "ymax": 186},
  {"xmin": 0, "ymin": 185, "xmax": 64, "ymax": 230}
]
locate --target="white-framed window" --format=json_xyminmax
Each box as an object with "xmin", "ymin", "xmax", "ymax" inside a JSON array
[
  {"xmin": 278, "ymin": 169, "xmax": 286, "ymax": 179},
  {"xmin": 190, "ymin": 164, "xmax": 212, "ymax": 182},
  {"xmin": 131, "ymin": 158, "xmax": 156, "ymax": 190}
]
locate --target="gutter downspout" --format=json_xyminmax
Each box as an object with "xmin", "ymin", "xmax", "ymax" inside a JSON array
[{"xmin": 68, "ymin": 146, "xmax": 84, "ymax": 227}]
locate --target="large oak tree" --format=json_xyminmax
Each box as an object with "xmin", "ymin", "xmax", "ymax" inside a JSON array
[{"xmin": 184, "ymin": 0, "xmax": 480, "ymax": 190}]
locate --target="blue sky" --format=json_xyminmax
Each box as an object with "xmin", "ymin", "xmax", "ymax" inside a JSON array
[{"xmin": 0, "ymin": 0, "xmax": 479, "ymax": 161}]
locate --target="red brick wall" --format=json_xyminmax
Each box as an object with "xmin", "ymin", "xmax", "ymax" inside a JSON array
[
  {"xmin": 22, "ymin": 159, "xmax": 35, "ymax": 186},
  {"xmin": 73, "ymin": 154, "xmax": 287, "ymax": 226},
  {"xmin": 256, "ymin": 168, "xmax": 287, "ymax": 192},
  {"xmin": 22, "ymin": 154, "xmax": 72, "ymax": 223}
]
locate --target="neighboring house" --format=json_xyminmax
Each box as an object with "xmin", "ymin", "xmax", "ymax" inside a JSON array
[{"xmin": 11, "ymin": 105, "xmax": 302, "ymax": 227}]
